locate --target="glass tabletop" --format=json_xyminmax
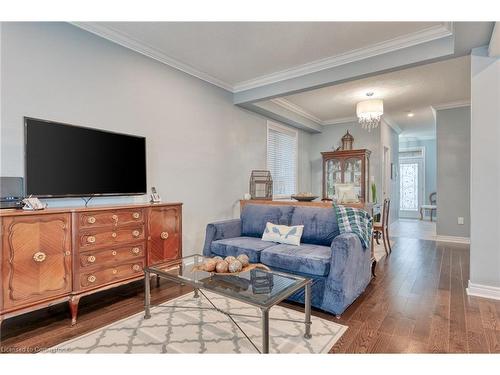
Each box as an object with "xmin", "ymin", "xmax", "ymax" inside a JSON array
[{"xmin": 146, "ymin": 254, "xmax": 309, "ymax": 309}]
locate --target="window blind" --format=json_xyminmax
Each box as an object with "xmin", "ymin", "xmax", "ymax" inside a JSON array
[{"xmin": 267, "ymin": 123, "xmax": 297, "ymax": 197}]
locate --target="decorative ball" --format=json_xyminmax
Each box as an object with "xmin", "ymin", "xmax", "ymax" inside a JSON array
[
  {"xmin": 236, "ymin": 254, "xmax": 250, "ymax": 267},
  {"xmin": 215, "ymin": 260, "xmax": 229, "ymax": 273},
  {"xmin": 224, "ymin": 256, "xmax": 236, "ymax": 263},
  {"xmin": 203, "ymin": 259, "xmax": 217, "ymax": 272},
  {"xmin": 228, "ymin": 259, "xmax": 243, "ymax": 273}
]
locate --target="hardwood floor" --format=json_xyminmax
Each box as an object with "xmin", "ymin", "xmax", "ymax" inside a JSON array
[{"xmin": 1, "ymin": 237, "xmax": 499, "ymax": 353}]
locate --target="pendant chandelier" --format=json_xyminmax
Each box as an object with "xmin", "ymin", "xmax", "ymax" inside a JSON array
[{"xmin": 356, "ymin": 94, "xmax": 383, "ymax": 131}]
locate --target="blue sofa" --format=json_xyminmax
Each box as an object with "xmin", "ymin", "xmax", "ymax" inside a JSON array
[{"xmin": 202, "ymin": 203, "xmax": 372, "ymax": 316}]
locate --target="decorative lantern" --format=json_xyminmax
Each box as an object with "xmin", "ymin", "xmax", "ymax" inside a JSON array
[
  {"xmin": 249, "ymin": 170, "xmax": 273, "ymax": 200},
  {"xmin": 341, "ymin": 130, "xmax": 354, "ymax": 150}
]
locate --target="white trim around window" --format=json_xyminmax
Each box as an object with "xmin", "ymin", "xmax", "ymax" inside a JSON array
[{"xmin": 266, "ymin": 121, "xmax": 299, "ymax": 199}]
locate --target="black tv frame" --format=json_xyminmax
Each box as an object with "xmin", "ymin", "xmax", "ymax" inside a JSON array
[{"xmin": 24, "ymin": 117, "xmax": 147, "ymax": 198}]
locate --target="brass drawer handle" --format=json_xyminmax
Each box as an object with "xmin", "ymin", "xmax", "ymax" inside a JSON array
[
  {"xmin": 132, "ymin": 230, "xmax": 140, "ymax": 238},
  {"xmin": 87, "ymin": 235, "xmax": 96, "ymax": 244},
  {"xmin": 87, "ymin": 255, "xmax": 96, "ymax": 263},
  {"xmin": 111, "ymin": 232, "xmax": 117, "ymax": 238},
  {"xmin": 132, "ymin": 247, "xmax": 140, "ymax": 255},
  {"xmin": 87, "ymin": 216, "xmax": 96, "ymax": 224},
  {"xmin": 112, "ymin": 250, "xmax": 117, "ymax": 256},
  {"xmin": 33, "ymin": 251, "xmax": 47, "ymax": 263},
  {"xmin": 87, "ymin": 275, "xmax": 96, "ymax": 283},
  {"xmin": 132, "ymin": 212, "xmax": 140, "ymax": 219},
  {"xmin": 112, "ymin": 269, "xmax": 118, "ymax": 275},
  {"xmin": 65, "ymin": 251, "xmax": 71, "ymax": 256},
  {"xmin": 132, "ymin": 264, "xmax": 141, "ymax": 272},
  {"xmin": 160, "ymin": 231, "xmax": 169, "ymax": 240},
  {"xmin": 112, "ymin": 214, "xmax": 118, "ymax": 221}
]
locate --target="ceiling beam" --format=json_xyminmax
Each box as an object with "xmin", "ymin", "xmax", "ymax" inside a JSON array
[
  {"xmin": 234, "ymin": 35, "xmax": 455, "ymax": 105},
  {"xmin": 240, "ymin": 101, "xmax": 322, "ymax": 133},
  {"xmin": 489, "ymin": 22, "xmax": 500, "ymax": 57}
]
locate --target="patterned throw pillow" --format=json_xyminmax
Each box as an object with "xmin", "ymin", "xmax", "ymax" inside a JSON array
[{"xmin": 262, "ymin": 222, "xmax": 304, "ymax": 246}]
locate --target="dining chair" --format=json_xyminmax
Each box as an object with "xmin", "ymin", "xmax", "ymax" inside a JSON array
[
  {"xmin": 373, "ymin": 198, "xmax": 392, "ymax": 255},
  {"xmin": 419, "ymin": 192, "xmax": 437, "ymax": 221}
]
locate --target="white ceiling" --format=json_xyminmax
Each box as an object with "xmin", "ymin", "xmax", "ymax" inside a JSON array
[
  {"xmin": 279, "ymin": 55, "xmax": 471, "ymax": 138},
  {"xmin": 75, "ymin": 21, "xmax": 446, "ymax": 90}
]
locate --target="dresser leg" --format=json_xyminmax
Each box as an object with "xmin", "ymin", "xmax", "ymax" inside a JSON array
[{"xmin": 69, "ymin": 296, "xmax": 80, "ymax": 326}]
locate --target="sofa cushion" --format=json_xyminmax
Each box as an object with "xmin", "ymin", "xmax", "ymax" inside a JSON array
[
  {"xmin": 261, "ymin": 243, "xmax": 332, "ymax": 277},
  {"xmin": 262, "ymin": 222, "xmax": 304, "ymax": 246},
  {"xmin": 210, "ymin": 236, "xmax": 276, "ymax": 263},
  {"xmin": 290, "ymin": 206, "xmax": 340, "ymax": 246},
  {"xmin": 241, "ymin": 204, "xmax": 294, "ymax": 238}
]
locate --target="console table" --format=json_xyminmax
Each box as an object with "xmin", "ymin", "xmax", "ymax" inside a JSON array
[{"xmin": 0, "ymin": 202, "xmax": 182, "ymax": 328}]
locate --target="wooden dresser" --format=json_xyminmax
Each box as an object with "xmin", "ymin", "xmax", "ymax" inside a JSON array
[{"xmin": 0, "ymin": 202, "xmax": 182, "ymax": 327}]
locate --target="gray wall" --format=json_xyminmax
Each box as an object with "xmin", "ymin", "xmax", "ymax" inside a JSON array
[
  {"xmin": 436, "ymin": 106, "xmax": 470, "ymax": 237},
  {"xmin": 399, "ymin": 138, "xmax": 437, "ymax": 209},
  {"xmin": 469, "ymin": 46, "xmax": 500, "ymax": 290},
  {"xmin": 0, "ymin": 22, "xmax": 305, "ymax": 254}
]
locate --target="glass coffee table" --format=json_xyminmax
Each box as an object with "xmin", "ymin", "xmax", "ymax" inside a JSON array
[{"xmin": 144, "ymin": 254, "xmax": 312, "ymax": 354}]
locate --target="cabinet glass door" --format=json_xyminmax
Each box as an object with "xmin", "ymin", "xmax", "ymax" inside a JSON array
[
  {"xmin": 326, "ymin": 159, "xmax": 342, "ymax": 199},
  {"xmin": 343, "ymin": 158, "xmax": 362, "ymax": 199}
]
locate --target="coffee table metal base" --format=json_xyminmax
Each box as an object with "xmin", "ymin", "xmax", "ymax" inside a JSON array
[{"xmin": 143, "ymin": 270, "xmax": 312, "ymax": 354}]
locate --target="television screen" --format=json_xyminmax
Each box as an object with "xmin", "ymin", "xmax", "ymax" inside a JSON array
[{"xmin": 25, "ymin": 117, "xmax": 147, "ymax": 197}]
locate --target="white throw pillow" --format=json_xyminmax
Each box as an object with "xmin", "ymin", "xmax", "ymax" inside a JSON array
[{"xmin": 262, "ymin": 222, "xmax": 304, "ymax": 246}]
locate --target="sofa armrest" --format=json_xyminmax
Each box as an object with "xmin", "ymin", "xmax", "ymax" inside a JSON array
[
  {"xmin": 329, "ymin": 232, "xmax": 368, "ymax": 273},
  {"xmin": 202, "ymin": 219, "xmax": 242, "ymax": 256},
  {"xmin": 322, "ymin": 232, "xmax": 372, "ymax": 315}
]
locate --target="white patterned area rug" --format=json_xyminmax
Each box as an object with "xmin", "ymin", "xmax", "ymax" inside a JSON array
[{"xmin": 49, "ymin": 291, "xmax": 347, "ymax": 354}]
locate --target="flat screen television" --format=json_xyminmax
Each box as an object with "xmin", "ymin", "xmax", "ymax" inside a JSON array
[{"xmin": 25, "ymin": 117, "xmax": 147, "ymax": 198}]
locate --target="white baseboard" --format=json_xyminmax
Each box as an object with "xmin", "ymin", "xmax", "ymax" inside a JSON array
[
  {"xmin": 467, "ymin": 281, "xmax": 500, "ymax": 300},
  {"xmin": 435, "ymin": 235, "xmax": 470, "ymax": 244}
]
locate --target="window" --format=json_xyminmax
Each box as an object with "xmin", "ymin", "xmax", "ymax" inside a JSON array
[
  {"xmin": 399, "ymin": 162, "xmax": 419, "ymax": 211},
  {"xmin": 267, "ymin": 121, "xmax": 298, "ymax": 197}
]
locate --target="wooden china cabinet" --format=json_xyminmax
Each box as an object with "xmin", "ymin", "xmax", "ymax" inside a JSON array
[{"xmin": 322, "ymin": 149, "xmax": 371, "ymax": 202}]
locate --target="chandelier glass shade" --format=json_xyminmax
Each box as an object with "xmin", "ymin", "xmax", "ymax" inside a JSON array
[{"xmin": 356, "ymin": 99, "xmax": 384, "ymax": 131}]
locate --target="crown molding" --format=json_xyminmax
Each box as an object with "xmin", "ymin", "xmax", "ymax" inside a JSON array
[
  {"xmin": 233, "ymin": 23, "xmax": 454, "ymax": 93},
  {"xmin": 322, "ymin": 116, "xmax": 359, "ymax": 126},
  {"xmin": 400, "ymin": 135, "xmax": 436, "ymax": 141},
  {"xmin": 270, "ymin": 98, "xmax": 362, "ymax": 126},
  {"xmin": 432, "ymin": 99, "xmax": 471, "ymax": 111},
  {"xmin": 71, "ymin": 22, "xmax": 234, "ymax": 92},
  {"xmin": 382, "ymin": 115, "xmax": 403, "ymax": 134},
  {"xmin": 269, "ymin": 98, "xmax": 323, "ymax": 125}
]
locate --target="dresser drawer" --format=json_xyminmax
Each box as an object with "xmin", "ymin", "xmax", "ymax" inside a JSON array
[
  {"xmin": 79, "ymin": 244, "xmax": 145, "ymax": 269},
  {"xmin": 78, "ymin": 209, "xmax": 144, "ymax": 229},
  {"xmin": 78, "ymin": 226, "xmax": 145, "ymax": 250},
  {"xmin": 79, "ymin": 261, "xmax": 144, "ymax": 290}
]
